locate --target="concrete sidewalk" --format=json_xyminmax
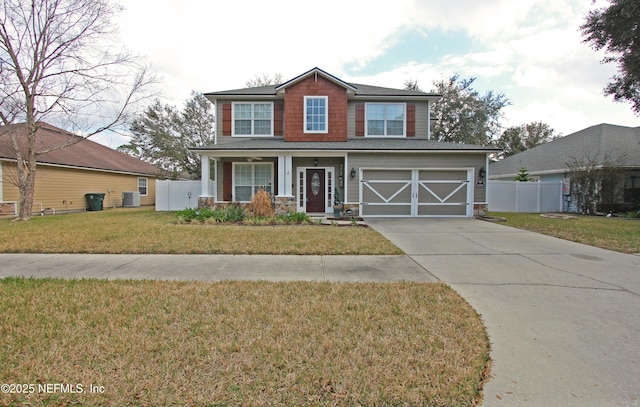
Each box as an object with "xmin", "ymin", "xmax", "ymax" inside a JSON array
[
  {"xmin": 367, "ymin": 218, "xmax": 640, "ymax": 407},
  {"xmin": 0, "ymin": 253, "xmax": 437, "ymax": 282},
  {"xmin": 2, "ymin": 218, "xmax": 639, "ymax": 406}
]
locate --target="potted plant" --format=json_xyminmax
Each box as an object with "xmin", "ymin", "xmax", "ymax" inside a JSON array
[{"xmin": 333, "ymin": 191, "xmax": 343, "ymax": 218}]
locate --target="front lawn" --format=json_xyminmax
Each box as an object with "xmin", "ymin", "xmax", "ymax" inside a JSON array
[
  {"xmin": 0, "ymin": 278, "xmax": 490, "ymax": 407},
  {"xmin": 490, "ymin": 212, "xmax": 640, "ymax": 254},
  {"xmin": 0, "ymin": 207, "xmax": 401, "ymax": 255}
]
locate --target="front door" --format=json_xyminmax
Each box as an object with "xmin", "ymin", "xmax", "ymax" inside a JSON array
[{"xmin": 306, "ymin": 169, "xmax": 325, "ymax": 212}]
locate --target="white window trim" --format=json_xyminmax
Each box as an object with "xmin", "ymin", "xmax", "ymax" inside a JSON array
[
  {"xmin": 232, "ymin": 162, "xmax": 274, "ymax": 202},
  {"xmin": 296, "ymin": 166, "xmax": 335, "ymax": 213},
  {"xmin": 232, "ymin": 102, "xmax": 274, "ymax": 137},
  {"xmin": 365, "ymin": 102, "xmax": 407, "ymax": 138},
  {"xmin": 304, "ymin": 96, "xmax": 328, "ymax": 134},
  {"xmin": 138, "ymin": 177, "xmax": 148, "ymax": 196}
]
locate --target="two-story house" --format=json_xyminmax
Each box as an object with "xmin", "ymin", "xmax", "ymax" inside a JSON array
[{"xmin": 192, "ymin": 67, "xmax": 498, "ymax": 217}]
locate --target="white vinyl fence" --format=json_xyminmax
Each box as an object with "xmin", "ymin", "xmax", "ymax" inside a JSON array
[
  {"xmin": 155, "ymin": 180, "xmax": 215, "ymax": 211},
  {"xmin": 488, "ymin": 181, "xmax": 563, "ymax": 213}
]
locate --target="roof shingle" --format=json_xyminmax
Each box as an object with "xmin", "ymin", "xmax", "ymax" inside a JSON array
[
  {"xmin": 0, "ymin": 122, "xmax": 160, "ymax": 176},
  {"xmin": 490, "ymin": 123, "xmax": 640, "ymax": 177}
]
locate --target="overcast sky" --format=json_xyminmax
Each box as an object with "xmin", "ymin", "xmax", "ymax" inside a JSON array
[{"xmin": 96, "ymin": 0, "xmax": 639, "ymax": 147}]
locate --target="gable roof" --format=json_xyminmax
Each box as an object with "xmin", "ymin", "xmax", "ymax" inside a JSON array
[
  {"xmin": 275, "ymin": 67, "xmax": 357, "ymax": 93},
  {"xmin": 0, "ymin": 122, "xmax": 160, "ymax": 176},
  {"xmin": 490, "ymin": 123, "xmax": 640, "ymax": 177},
  {"xmin": 204, "ymin": 67, "xmax": 441, "ymax": 101}
]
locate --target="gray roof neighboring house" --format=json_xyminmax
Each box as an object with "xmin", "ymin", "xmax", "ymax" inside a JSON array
[{"xmin": 490, "ymin": 123, "xmax": 640, "ymax": 178}]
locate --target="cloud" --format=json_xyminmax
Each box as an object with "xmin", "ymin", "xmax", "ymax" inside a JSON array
[{"xmin": 105, "ymin": 0, "xmax": 637, "ymax": 148}]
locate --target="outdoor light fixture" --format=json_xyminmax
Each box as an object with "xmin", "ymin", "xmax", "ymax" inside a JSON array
[
  {"xmin": 479, "ymin": 167, "xmax": 486, "ymax": 178},
  {"xmin": 350, "ymin": 167, "xmax": 356, "ymax": 178},
  {"xmin": 314, "ymin": 158, "xmax": 318, "ymax": 167}
]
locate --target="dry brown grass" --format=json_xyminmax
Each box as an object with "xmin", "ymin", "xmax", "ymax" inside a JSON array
[
  {"xmin": 0, "ymin": 278, "xmax": 490, "ymax": 407},
  {"xmin": 491, "ymin": 212, "xmax": 640, "ymax": 254},
  {"xmin": 0, "ymin": 207, "xmax": 401, "ymax": 255}
]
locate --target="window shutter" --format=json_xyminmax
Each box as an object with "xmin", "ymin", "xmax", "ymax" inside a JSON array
[
  {"xmin": 355, "ymin": 104, "xmax": 364, "ymax": 137},
  {"xmin": 407, "ymin": 104, "xmax": 416, "ymax": 137},
  {"xmin": 274, "ymin": 101, "xmax": 284, "ymax": 136},
  {"xmin": 222, "ymin": 104, "xmax": 232, "ymax": 136},
  {"xmin": 223, "ymin": 162, "xmax": 232, "ymax": 201}
]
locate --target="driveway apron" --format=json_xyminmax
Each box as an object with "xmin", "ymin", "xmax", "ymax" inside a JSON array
[{"xmin": 367, "ymin": 218, "xmax": 640, "ymax": 407}]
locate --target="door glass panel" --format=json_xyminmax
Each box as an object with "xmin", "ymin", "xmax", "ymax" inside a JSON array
[{"xmin": 311, "ymin": 173, "xmax": 320, "ymax": 196}]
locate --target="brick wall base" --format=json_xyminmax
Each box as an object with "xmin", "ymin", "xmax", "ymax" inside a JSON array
[{"xmin": 0, "ymin": 202, "xmax": 17, "ymax": 216}]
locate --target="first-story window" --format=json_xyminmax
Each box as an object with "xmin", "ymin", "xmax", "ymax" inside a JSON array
[
  {"xmin": 138, "ymin": 177, "xmax": 148, "ymax": 196},
  {"xmin": 233, "ymin": 163, "xmax": 273, "ymax": 201},
  {"xmin": 304, "ymin": 96, "xmax": 328, "ymax": 133}
]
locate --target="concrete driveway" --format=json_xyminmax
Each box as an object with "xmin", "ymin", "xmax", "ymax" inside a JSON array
[{"xmin": 367, "ymin": 218, "xmax": 640, "ymax": 406}]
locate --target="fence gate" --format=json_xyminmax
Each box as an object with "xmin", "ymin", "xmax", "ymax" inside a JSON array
[
  {"xmin": 155, "ymin": 180, "xmax": 215, "ymax": 211},
  {"xmin": 487, "ymin": 181, "xmax": 563, "ymax": 213}
]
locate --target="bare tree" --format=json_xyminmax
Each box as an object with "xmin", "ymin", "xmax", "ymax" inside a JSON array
[
  {"xmin": 245, "ymin": 73, "xmax": 283, "ymax": 88},
  {"xmin": 0, "ymin": 0, "xmax": 154, "ymax": 220},
  {"xmin": 403, "ymin": 79, "xmax": 422, "ymax": 92},
  {"xmin": 565, "ymin": 152, "xmax": 626, "ymax": 215}
]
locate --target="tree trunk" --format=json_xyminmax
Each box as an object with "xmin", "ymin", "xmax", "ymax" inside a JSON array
[{"xmin": 16, "ymin": 157, "xmax": 37, "ymax": 221}]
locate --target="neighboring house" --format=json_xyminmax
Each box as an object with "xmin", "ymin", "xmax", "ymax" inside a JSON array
[
  {"xmin": 0, "ymin": 122, "xmax": 160, "ymax": 215},
  {"xmin": 192, "ymin": 67, "xmax": 499, "ymax": 217},
  {"xmin": 490, "ymin": 123, "xmax": 640, "ymax": 212}
]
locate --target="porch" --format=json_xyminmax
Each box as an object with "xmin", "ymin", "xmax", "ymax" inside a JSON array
[{"xmin": 197, "ymin": 153, "xmax": 358, "ymax": 215}]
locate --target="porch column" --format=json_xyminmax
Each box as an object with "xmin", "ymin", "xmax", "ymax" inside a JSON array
[
  {"xmin": 277, "ymin": 155, "xmax": 293, "ymax": 197},
  {"xmin": 200, "ymin": 155, "xmax": 211, "ymax": 197}
]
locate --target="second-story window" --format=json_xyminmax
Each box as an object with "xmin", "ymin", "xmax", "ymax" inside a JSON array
[
  {"xmin": 304, "ymin": 96, "xmax": 328, "ymax": 133},
  {"xmin": 366, "ymin": 103, "xmax": 406, "ymax": 137},
  {"xmin": 233, "ymin": 102, "xmax": 273, "ymax": 136}
]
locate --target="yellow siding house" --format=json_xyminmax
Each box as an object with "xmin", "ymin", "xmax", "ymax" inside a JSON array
[{"xmin": 0, "ymin": 123, "xmax": 160, "ymax": 215}]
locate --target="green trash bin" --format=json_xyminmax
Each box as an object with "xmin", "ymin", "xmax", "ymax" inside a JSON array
[{"xmin": 85, "ymin": 193, "xmax": 105, "ymax": 211}]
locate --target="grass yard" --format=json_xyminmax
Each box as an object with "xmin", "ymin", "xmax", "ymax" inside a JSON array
[
  {"xmin": 490, "ymin": 212, "xmax": 640, "ymax": 254},
  {"xmin": 0, "ymin": 278, "xmax": 490, "ymax": 407},
  {"xmin": 0, "ymin": 207, "xmax": 401, "ymax": 255}
]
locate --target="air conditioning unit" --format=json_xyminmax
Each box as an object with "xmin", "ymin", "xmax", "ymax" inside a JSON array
[{"xmin": 122, "ymin": 191, "xmax": 140, "ymax": 207}]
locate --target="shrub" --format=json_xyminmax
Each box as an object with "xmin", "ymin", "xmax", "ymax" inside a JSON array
[
  {"xmin": 276, "ymin": 212, "xmax": 311, "ymax": 224},
  {"xmin": 249, "ymin": 189, "xmax": 274, "ymax": 218},
  {"xmin": 224, "ymin": 204, "xmax": 245, "ymax": 222},
  {"xmin": 175, "ymin": 208, "xmax": 198, "ymax": 223},
  {"xmin": 624, "ymin": 209, "xmax": 640, "ymax": 218}
]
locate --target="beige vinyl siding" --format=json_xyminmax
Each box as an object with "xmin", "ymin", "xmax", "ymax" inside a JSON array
[
  {"xmin": 1, "ymin": 162, "xmax": 155, "ymax": 213},
  {"xmin": 347, "ymin": 101, "xmax": 430, "ymax": 139},
  {"xmin": 346, "ymin": 152, "xmax": 487, "ymax": 203},
  {"xmin": 216, "ymin": 99, "xmax": 283, "ymax": 144}
]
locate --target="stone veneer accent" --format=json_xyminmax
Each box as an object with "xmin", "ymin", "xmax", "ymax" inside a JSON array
[
  {"xmin": 197, "ymin": 196, "xmax": 214, "ymax": 209},
  {"xmin": 474, "ymin": 203, "xmax": 488, "ymax": 217},
  {"xmin": 212, "ymin": 197, "xmax": 298, "ymax": 215},
  {"xmin": 273, "ymin": 196, "xmax": 297, "ymax": 215}
]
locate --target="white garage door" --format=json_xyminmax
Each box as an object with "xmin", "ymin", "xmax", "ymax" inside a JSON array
[{"xmin": 360, "ymin": 169, "xmax": 473, "ymax": 217}]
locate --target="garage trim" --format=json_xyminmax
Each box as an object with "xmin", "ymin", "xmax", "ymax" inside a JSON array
[{"xmin": 359, "ymin": 167, "xmax": 474, "ymax": 217}]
